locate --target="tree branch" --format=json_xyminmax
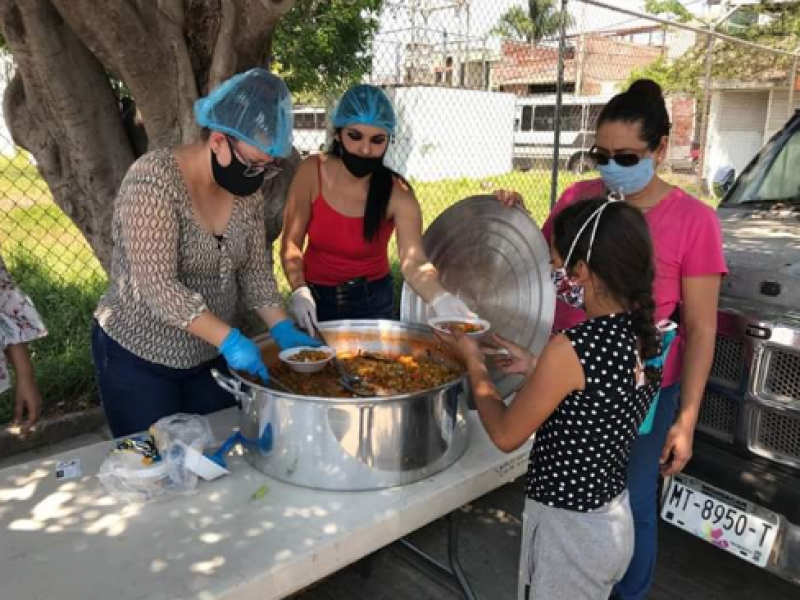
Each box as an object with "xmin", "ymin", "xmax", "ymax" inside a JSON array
[
  {"xmin": 0, "ymin": 0, "xmax": 135, "ymax": 270},
  {"xmin": 237, "ymin": 0, "xmax": 296, "ymax": 67},
  {"xmin": 208, "ymin": 0, "xmax": 237, "ymax": 90},
  {"xmin": 50, "ymin": 0, "xmax": 197, "ymax": 148}
]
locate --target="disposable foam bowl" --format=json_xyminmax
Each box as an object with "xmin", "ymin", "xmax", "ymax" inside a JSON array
[
  {"xmin": 428, "ymin": 317, "xmax": 491, "ymax": 339},
  {"xmin": 278, "ymin": 345, "xmax": 335, "ymax": 373},
  {"xmin": 181, "ymin": 442, "xmax": 230, "ymax": 481}
]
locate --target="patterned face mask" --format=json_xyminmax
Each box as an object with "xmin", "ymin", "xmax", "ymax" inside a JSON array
[
  {"xmin": 551, "ymin": 193, "xmax": 624, "ymax": 310},
  {"xmin": 551, "ymin": 267, "xmax": 585, "ymax": 310}
]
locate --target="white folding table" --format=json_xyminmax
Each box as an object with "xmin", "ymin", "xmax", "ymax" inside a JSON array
[{"xmin": 0, "ymin": 408, "xmax": 531, "ymax": 600}]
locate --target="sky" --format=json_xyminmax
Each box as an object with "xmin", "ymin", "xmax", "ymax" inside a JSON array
[
  {"xmin": 372, "ymin": 1, "xmax": 714, "ymax": 78},
  {"xmin": 378, "ymin": 0, "xmax": 711, "ymax": 41}
]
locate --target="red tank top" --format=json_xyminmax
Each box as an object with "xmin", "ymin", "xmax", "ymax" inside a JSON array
[{"xmin": 303, "ymin": 159, "xmax": 395, "ymax": 286}]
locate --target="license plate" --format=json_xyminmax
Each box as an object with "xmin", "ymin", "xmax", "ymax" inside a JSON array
[{"xmin": 661, "ymin": 474, "xmax": 779, "ymax": 568}]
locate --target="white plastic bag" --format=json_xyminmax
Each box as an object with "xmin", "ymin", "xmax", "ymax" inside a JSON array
[
  {"xmin": 97, "ymin": 414, "xmax": 215, "ymax": 504},
  {"xmin": 150, "ymin": 413, "xmax": 215, "ymax": 453}
]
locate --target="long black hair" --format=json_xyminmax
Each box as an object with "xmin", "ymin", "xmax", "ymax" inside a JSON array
[
  {"xmin": 597, "ymin": 79, "xmax": 671, "ymax": 150},
  {"xmin": 328, "ymin": 133, "xmax": 413, "ymax": 242},
  {"xmin": 552, "ymin": 196, "xmax": 661, "ymax": 379}
]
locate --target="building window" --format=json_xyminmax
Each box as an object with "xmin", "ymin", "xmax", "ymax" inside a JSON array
[
  {"xmin": 521, "ymin": 106, "xmax": 534, "ymax": 132},
  {"xmin": 560, "ymin": 105, "xmax": 583, "ymax": 131},
  {"xmin": 533, "ymin": 106, "xmax": 556, "ymax": 131},
  {"xmin": 294, "ymin": 113, "xmax": 316, "ymax": 130},
  {"xmin": 527, "ymin": 82, "xmax": 576, "ymax": 95}
]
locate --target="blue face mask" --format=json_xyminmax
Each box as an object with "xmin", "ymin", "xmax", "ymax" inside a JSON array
[{"xmin": 597, "ymin": 156, "xmax": 655, "ymax": 195}]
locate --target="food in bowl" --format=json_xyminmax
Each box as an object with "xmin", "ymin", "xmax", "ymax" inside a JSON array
[
  {"xmin": 289, "ymin": 349, "xmax": 332, "ymax": 363},
  {"xmin": 271, "ymin": 350, "xmax": 463, "ymax": 397},
  {"xmin": 428, "ymin": 317, "xmax": 490, "ymax": 338},
  {"xmin": 439, "ymin": 321, "xmax": 484, "ymax": 334},
  {"xmin": 278, "ymin": 345, "xmax": 335, "ymax": 373}
]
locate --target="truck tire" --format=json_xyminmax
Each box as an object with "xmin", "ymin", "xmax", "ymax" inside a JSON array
[
  {"xmin": 513, "ymin": 157, "xmax": 533, "ymax": 172},
  {"xmin": 567, "ymin": 151, "xmax": 595, "ymax": 175}
]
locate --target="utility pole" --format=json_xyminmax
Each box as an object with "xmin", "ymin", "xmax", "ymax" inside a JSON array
[{"xmin": 697, "ymin": 1, "xmax": 741, "ymax": 186}]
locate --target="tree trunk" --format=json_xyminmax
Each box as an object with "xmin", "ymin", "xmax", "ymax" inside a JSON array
[{"xmin": 0, "ymin": 0, "xmax": 296, "ymax": 272}]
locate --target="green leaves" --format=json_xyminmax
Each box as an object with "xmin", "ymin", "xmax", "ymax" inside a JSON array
[
  {"xmin": 629, "ymin": 1, "xmax": 800, "ymax": 95},
  {"xmin": 273, "ymin": 0, "xmax": 383, "ymax": 103},
  {"xmin": 491, "ymin": 1, "xmax": 573, "ymax": 44},
  {"xmin": 644, "ymin": 0, "xmax": 692, "ymax": 24}
]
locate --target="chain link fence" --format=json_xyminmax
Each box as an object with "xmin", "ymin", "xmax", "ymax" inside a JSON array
[{"xmin": 2, "ymin": 0, "xmax": 799, "ymax": 422}]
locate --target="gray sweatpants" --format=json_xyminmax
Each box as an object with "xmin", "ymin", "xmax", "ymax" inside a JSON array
[{"xmin": 518, "ymin": 491, "xmax": 634, "ymax": 600}]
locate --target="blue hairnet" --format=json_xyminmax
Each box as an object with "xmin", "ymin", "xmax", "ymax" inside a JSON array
[
  {"xmin": 331, "ymin": 84, "xmax": 396, "ymax": 134},
  {"xmin": 194, "ymin": 68, "xmax": 293, "ymax": 158}
]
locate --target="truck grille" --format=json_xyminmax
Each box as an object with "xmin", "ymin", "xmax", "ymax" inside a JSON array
[
  {"xmin": 697, "ymin": 390, "xmax": 737, "ymax": 443},
  {"xmin": 752, "ymin": 410, "xmax": 800, "ymax": 467},
  {"xmin": 710, "ymin": 336, "xmax": 744, "ymax": 386},
  {"xmin": 763, "ymin": 348, "xmax": 800, "ymax": 402}
]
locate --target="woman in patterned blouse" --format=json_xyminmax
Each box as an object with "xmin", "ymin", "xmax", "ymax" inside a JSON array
[{"xmin": 92, "ymin": 69, "xmax": 319, "ymax": 438}]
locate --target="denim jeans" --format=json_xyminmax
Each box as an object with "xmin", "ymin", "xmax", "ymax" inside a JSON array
[
  {"xmin": 309, "ymin": 275, "xmax": 394, "ymax": 322},
  {"xmin": 613, "ymin": 384, "xmax": 680, "ymax": 600},
  {"xmin": 91, "ymin": 322, "xmax": 236, "ymax": 438}
]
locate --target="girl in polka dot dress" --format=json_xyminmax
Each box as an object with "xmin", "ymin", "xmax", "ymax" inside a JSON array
[{"xmin": 439, "ymin": 196, "xmax": 662, "ymax": 600}]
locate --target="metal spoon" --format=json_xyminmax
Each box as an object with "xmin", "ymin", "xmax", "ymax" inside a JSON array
[{"xmin": 308, "ymin": 322, "xmax": 374, "ymax": 396}]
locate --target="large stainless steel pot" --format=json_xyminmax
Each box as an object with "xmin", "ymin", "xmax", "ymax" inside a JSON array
[{"xmin": 212, "ymin": 320, "xmax": 469, "ymax": 491}]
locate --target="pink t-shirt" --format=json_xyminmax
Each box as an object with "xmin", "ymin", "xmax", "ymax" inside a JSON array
[{"xmin": 542, "ymin": 179, "xmax": 727, "ymax": 387}]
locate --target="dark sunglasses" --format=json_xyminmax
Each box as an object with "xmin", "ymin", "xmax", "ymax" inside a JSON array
[{"xmin": 588, "ymin": 146, "xmax": 649, "ymax": 168}]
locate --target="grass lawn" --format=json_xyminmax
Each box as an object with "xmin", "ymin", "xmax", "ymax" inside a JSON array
[
  {"xmin": 0, "ymin": 158, "xmax": 713, "ymax": 425},
  {"xmin": 0, "ymin": 202, "xmax": 105, "ymax": 424}
]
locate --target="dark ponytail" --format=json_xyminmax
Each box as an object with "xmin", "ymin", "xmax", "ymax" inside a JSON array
[
  {"xmin": 552, "ymin": 197, "xmax": 662, "ymax": 381},
  {"xmin": 597, "ymin": 78, "xmax": 671, "ymax": 150},
  {"xmin": 329, "ymin": 135, "xmax": 412, "ymax": 242}
]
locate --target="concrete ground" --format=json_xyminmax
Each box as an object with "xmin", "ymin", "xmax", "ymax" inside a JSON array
[{"xmin": 2, "ymin": 432, "xmax": 798, "ymax": 600}]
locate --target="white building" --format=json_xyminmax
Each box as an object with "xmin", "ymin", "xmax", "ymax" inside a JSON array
[{"xmin": 704, "ymin": 79, "xmax": 799, "ymax": 183}]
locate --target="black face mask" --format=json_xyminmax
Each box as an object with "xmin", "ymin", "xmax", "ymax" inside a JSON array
[
  {"xmin": 340, "ymin": 143, "xmax": 384, "ymax": 178},
  {"xmin": 211, "ymin": 138, "xmax": 266, "ymax": 196}
]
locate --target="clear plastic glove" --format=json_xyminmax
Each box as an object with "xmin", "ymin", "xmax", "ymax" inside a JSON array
[
  {"xmin": 430, "ymin": 291, "xmax": 477, "ymax": 319},
  {"xmin": 289, "ymin": 285, "xmax": 318, "ymax": 334},
  {"xmin": 270, "ymin": 319, "xmax": 323, "ymax": 350},
  {"xmin": 219, "ymin": 328, "xmax": 270, "ymax": 383}
]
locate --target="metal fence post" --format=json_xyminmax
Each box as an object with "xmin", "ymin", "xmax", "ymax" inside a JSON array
[{"xmin": 549, "ymin": 0, "xmax": 569, "ymax": 209}]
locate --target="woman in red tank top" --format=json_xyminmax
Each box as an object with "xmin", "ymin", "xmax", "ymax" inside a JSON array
[{"xmin": 281, "ymin": 84, "xmax": 476, "ymax": 331}]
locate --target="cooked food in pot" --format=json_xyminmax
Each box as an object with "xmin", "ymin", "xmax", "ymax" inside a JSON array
[
  {"xmin": 287, "ymin": 349, "xmax": 331, "ymax": 363},
  {"xmin": 270, "ymin": 350, "xmax": 463, "ymax": 397}
]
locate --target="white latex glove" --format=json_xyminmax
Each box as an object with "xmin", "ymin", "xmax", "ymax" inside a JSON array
[
  {"xmin": 289, "ymin": 285, "xmax": 318, "ymax": 334},
  {"xmin": 430, "ymin": 291, "xmax": 477, "ymax": 319}
]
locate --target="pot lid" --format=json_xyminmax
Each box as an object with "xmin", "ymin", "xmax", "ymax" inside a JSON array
[{"xmin": 400, "ymin": 195, "xmax": 555, "ymax": 398}]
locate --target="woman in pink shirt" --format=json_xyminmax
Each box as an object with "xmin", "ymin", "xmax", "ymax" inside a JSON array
[{"xmin": 540, "ymin": 80, "xmax": 727, "ymax": 600}]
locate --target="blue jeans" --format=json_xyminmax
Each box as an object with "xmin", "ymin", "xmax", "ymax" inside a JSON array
[
  {"xmin": 309, "ymin": 275, "xmax": 394, "ymax": 322},
  {"xmin": 91, "ymin": 322, "xmax": 236, "ymax": 438},
  {"xmin": 613, "ymin": 384, "xmax": 680, "ymax": 600}
]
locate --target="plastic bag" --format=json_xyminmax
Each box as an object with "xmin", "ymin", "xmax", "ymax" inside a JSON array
[
  {"xmin": 97, "ymin": 414, "xmax": 215, "ymax": 504},
  {"xmin": 149, "ymin": 413, "xmax": 215, "ymax": 453}
]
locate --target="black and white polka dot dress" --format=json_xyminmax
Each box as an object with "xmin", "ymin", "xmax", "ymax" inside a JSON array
[{"xmin": 525, "ymin": 313, "xmax": 660, "ymax": 512}]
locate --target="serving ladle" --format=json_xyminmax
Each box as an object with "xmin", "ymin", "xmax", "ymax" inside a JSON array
[{"xmin": 309, "ymin": 322, "xmax": 374, "ymax": 397}]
